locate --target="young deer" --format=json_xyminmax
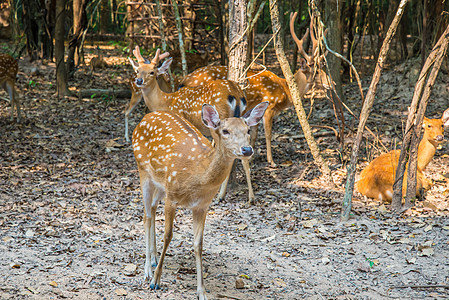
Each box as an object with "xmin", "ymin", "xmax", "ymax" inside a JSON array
[
  {"xmin": 128, "ymin": 46, "xmax": 258, "ymax": 203},
  {"xmin": 0, "ymin": 54, "xmax": 21, "ymax": 122},
  {"xmin": 133, "ymin": 102, "xmax": 268, "ymax": 299},
  {"xmin": 356, "ymin": 108, "xmax": 449, "ymax": 202},
  {"xmin": 178, "ymin": 12, "xmax": 329, "ymax": 167}
]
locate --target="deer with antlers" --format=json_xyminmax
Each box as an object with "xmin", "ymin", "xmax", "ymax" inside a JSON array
[
  {"xmin": 178, "ymin": 12, "xmax": 329, "ymax": 167},
  {"xmin": 128, "ymin": 46, "xmax": 260, "ymax": 203},
  {"xmin": 133, "ymin": 102, "xmax": 268, "ymax": 299}
]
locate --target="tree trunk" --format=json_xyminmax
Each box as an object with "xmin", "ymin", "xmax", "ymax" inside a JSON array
[
  {"xmin": 172, "ymin": 0, "xmax": 187, "ymax": 77},
  {"xmin": 67, "ymin": 0, "xmax": 89, "ymax": 76},
  {"xmin": 99, "ymin": 0, "xmax": 110, "ymax": 34},
  {"xmin": 269, "ymin": 0, "xmax": 332, "ymax": 182},
  {"xmin": 55, "ymin": 0, "xmax": 69, "ymax": 97},
  {"xmin": 227, "ymin": 0, "xmax": 248, "ymax": 84},
  {"xmin": 341, "ymin": 0, "xmax": 408, "ymax": 221}
]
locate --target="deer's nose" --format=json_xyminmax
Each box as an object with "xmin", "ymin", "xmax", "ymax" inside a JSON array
[
  {"xmin": 136, "ymin": 78, "xmax": 143, "ymax": 86},
  {"xmin": 436, "ymin": 135, "xmax": 444, "ymax": 142},
  {"xmin": 241, "ymin": 147, "xmax": 253, "ymax": 157}
]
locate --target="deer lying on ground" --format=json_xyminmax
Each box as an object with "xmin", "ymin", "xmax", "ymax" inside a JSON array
[
  {"xmin": 356, "ymin": 108, "xmax": 449, "ymax": 202},
  {"xmin": 133, "ymin": 102, "xmax": 268, "ymax": 300},
  {"xmin": 178, "ymin": 12, "xmax": 329, "ymax": 167},
  {"xmin": 128, "ymin": 46, "xmax": 259, "ymax": 203},
  {"xmin": 0, "ymin": 54, "xmax": 21, "ymax": 122}
]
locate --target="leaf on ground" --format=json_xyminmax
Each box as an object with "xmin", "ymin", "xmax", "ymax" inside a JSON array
[
  {"xmin": 273, "ymin": 278, "xmax": 287, "ymax": 287},
  {"xmin": 115, "ymin": 288, "xmax": 127, "ymax": 296},
  {"xmin": 48, "ymin": 281, "xmax": 58, "ymax": 287}
]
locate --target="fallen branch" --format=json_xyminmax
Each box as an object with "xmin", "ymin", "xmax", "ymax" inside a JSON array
[
  {"xmin": 392, "ymin": 284, "xmax": 449, "ymax": 289},
  {"xmin": 78, "ymin": 89, "xmax": 131, "ymax": 99}
]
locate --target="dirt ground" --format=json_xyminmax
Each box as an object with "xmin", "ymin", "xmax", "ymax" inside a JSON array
[{"xmin": 1, "ymin": 43, "xmax": 449, "ymax": 300}]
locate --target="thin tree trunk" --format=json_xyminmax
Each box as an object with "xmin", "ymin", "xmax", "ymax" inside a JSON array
[
  {"xmin": 269, "ymin": 0, "xmax": 331, "ymax": 181},
  {"xmin": 341, "ymin": 0, "xmax": 408, "ymax": 221},
  {"xmin": 67, "ymin": 0, "xmax": 89, "ymax": 76},
  {"xmin": 155, "ymin": 0, "xmax": 174, "ymax": 91},
  {"xmin": 55, "ymin": 0, "xmax": 69, "ymax": 97},
  {"xmin": 391, "ymin": 24, "xmax": 449, "ymax": 211},
  {"xmin": 227, "ymin": 0, "xmax": 248, "ymax": 83},
  {"xmin": 172, "ymin": 0, "xmax": 187, "ymax": 77}
]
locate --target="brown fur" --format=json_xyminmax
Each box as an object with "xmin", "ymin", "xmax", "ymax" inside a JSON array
[
  {"xmin": 132, "ymin": 103, "xmax": 267, "ymax": 299},
  {"xmin": 356, "ymin": 110, "xmax": 449, "ymax": 202}
]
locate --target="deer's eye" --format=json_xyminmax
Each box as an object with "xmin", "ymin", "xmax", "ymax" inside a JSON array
[
  {"xmin": 150, "ymin": 71, "xmax": 155, "ymax": 76},
  {"xmin": 247, "ymin": 129, "xmax": 251, "ymax": 134},
  {"xmin": 222, "ymin": 129, "xmax": 230, "ymax": 135},
  {"xmin": 428, "ymin": 124, "xmax": 432, "ymax": 128}
]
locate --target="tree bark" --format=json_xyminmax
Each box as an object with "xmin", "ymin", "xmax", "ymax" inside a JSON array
[
  {"xmin": 341, "ymin": 0, "xmax": 408, "ymax": 221},
  {"xmin": 227, "ymin": 0, "xmax": 248, "ymax": 84},
  {"xmin": 99, "ymin": 0, "xmax": 110, "ymax": 34},
  {"xmin": 55, "ymin": 0, "xmax": 70, "ymax": 97},
  {"xmin": 67, "ymin": 0, "xmax": 89, "ymax": 76},
  {"xmin": 269, "ymin": 0, "xmax": 331, "ymax": 181},
  {"xmin": 172, "ymin": 0, "xmax": 187, "ymax": 77}
]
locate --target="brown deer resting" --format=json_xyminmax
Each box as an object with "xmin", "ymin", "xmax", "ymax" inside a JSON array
[
  {"xmin": 128, "ymin": 47, "xmax": 260, "ymax": 203},
  {"xmin": 356, "ymin": 108, "xmax": 449, "ymax": 202},
  {"xmin": 178, "ymin": 12, "xmax": 330, "ymax": 167},
  {"xmin": 0, "ymin": 54, "xmax": 21, "ymax": 122},
  {"xmin": 133, "ymin": 102, "xmax": 268, "ymax": 300}
]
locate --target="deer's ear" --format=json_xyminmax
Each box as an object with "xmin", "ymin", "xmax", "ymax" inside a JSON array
[
  {"xmin": 243, "ymin": 102, "xmax": 268, "ymax": 126},
  {"xmin": 202, "ymin": 104, "xmax": 220, "ymax": 129},
  {"xmin": 443, "ymin": 108, "xmax": 449, "ymax": 126},
  {"xmin": 158, "ymin": 57, "xmax": 173, "ymax": 75},
  {"xmin": 128, "ymin": 57, "xmax": 139, "ymax": 72}
]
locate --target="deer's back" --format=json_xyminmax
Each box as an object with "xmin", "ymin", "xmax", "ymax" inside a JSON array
[{"xmin": 0, "ymin": 54, "xmax": 18, "ymax": 81}]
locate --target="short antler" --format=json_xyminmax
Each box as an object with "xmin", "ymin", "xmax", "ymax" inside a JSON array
[
  {"xmin": 133, "ymin": 46, "xmax": 145, "ymax": 63},
  {"xmin": 150, "ymin": 48, "xmax": 170, "ymax": 68},
  {"xmin": 290, "ymin": 12, "xmax": 311, "ymax": 64}
]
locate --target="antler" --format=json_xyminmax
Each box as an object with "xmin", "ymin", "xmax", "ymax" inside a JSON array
[
  {"xmin": 150, "ymin": 48, "xmax": 171, "ymax": 68},
  {"xmin": 290, "ymin": 12, "xmax": 312, "ymax": 64},
  {"xmin": 133, "ymin": 46, "xmax": 145, "ymax": 63}
]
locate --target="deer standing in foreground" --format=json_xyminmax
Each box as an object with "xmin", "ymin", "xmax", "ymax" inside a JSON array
[
  {"xmin": 0, "ymin": 54, "xmax": 21, "ymax": 122},
  {"xmin": 356, "ymin": 108, "xmax": 449, "ymax": 202},
  {"xmin": 133, "ymin": 102, "xmax": 268, "ymax": 300},
  {"xmin": 179, "ymin": 12, "xmax": 329, "ymax": 167},
  {"xmin": 128, "ymin": 46, "xmax": 259, "ymax": 203}
]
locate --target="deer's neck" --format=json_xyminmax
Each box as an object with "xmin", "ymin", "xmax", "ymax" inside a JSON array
[
  {"xmin": 197, "ymin": 138, "xmax": 234, "ymax": 189},
  {"xmin": 282, "ymin": 70, "xmax": 310, "ymax": 104},
  {"xmin": 141, "ymin": 81, "xmax": 170, "ymax": 111},
  {"xmin": 417, "ymin": 136, "xmax": 437, "ymax": 171}
]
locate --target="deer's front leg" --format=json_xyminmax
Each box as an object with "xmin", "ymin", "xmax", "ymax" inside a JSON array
[{"xmin": 192, "ymin": 208, "xmax": 208, "ymax": 300}]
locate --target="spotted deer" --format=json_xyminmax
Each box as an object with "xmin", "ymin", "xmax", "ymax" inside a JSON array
[
  {"xmin": 178, "ymin": 12, "xmax": 329, "ymax": 167},
  {"xmin": 0, "ymin": 54, "xmax": 21, "ymax": 122},
  {"xmin": 356, "ymin": 108, "xmax": 449, "ymax": 202},
  {"xmin": 133, "ymin": 102, "xmax": 268, "ymax": 299},
  {"xmin": 128, "ymin": 46, "xmax": 260, "ymax": 202},
  {"xmin": 124, "ymin": 68, "xmax": 173, "ymax": 143}
]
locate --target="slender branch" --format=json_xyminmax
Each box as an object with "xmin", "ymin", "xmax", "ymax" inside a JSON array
[
  {"xmin": 269, "ymin": 0, "xmax": 332, "ymax": 180},
  {"xmin": 341, "ymin": 0, "xmax": 409, "ymax": 221}
]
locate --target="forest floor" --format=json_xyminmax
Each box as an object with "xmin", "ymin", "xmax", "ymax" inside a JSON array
[{"xmin": 1, "ymin": 42, "xmax": 449, "ymax": 300}]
